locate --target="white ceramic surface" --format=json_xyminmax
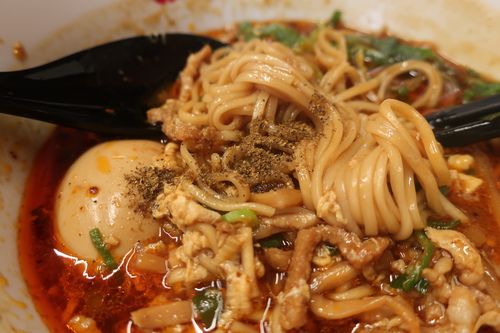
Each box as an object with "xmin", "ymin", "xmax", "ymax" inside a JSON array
[{"xmin": 1, "ymin": 0, "xmax": 500, "ymax": 332}]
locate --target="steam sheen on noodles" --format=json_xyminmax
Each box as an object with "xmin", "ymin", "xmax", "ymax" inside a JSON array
[{"xmin": 135, "ymin": 25, "xmax": 499, "ymax": 333}]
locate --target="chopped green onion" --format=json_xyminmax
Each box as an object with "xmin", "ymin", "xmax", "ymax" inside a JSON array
[
  {"xmin": 463, "ymin": 80, "xmax": 500, "ymax": 102},
  {"xmin": 324, "ymin": 243, "xmax": 340, "ymax": 256},
  {"xmin": 438, "ymin": 185, "xmax": 448, "ymax": 197},
  {"xmin": 413, "ymin": 278, "xmax": 430, "ymax": 294},
  {"xmin": 427, "ymin": 218, "xmax": 461, "ymax": 230},
  {"xmin": 193, "ymin": 287, "xmax": 223, "ymax": 329},
  {"xmin": 237, "ymin": 21, "xmax": 307, "ymax": 48},
  {"xmin": 393, "ymin": 85, "xmax": 409, "ymax": 100},
  {"xmin": 391, "ymin": 275, "xmax": 430, "ymax": 295},
  {"xmin": 346, "ymin": 35, "xmax": 439, "ymax": 67},
  {"xmin": 221, "ymin": 209, "xmax": 259, "ymax": 228},
  {"xmin": 238, "ymin": 21, "xmax": 256, "ymax": 41},
  {"xmin": 89, "ymin": 228, "xmax": 118, "ymax": 271},
  {"xmin": 329, "ymin": 10, "xmax": 342, "ymax": 27},
  {"xmin": 390, "ymin": 273, "xmax": 408, "ymax": 290},
  {"xmin": 415, "ymin": 230, "xmax": 434, "ymax": 273},
  {"xmin": 257, "ymin": 23, "xmax": 302, "ymax": 47},
  {"xmin": 397, "ymin": 269, "xmax": 420, "ymax": 292},
  {"xmin": 259, "ymin": 233, "xmax": 289, "ymax": 248},
  {"xmin": 390, "ymin": 230, "xmax": 434, "ymax": 293}
]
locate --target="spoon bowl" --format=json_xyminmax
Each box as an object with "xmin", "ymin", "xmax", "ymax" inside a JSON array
[{"xmin": 0, "ymin": 33, "xmax": 226, "ymax": 137}]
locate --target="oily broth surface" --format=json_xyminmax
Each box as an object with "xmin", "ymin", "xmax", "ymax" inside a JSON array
[
  {"xmin": 18, "ymin": 128, "xmax": 182, "ymax": 332},
  {"xmin": 19, "ymin": 130, "xmax": 500, "ymax": 332}
]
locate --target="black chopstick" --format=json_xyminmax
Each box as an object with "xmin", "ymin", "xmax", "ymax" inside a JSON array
[
  {"xmin": 432, "ymin": 117, "xmax": 500, "ymax": 147},
  {"xmin": 424, "ymin": 93, "xmax": 500, "ymax": 148}
]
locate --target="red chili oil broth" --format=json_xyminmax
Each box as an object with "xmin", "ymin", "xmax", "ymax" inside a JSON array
[
  {"xmin": 17, "ymin": 128, "xmax": 183, "ymax": 332},
  {"xmin": 16, "ymin": 23, "xmax": 500, "ymax": 333}
]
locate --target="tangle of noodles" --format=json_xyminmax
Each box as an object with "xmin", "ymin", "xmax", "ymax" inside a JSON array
[
  {"xmin": 135, "ymin": 23, "xmax": 500, "ymax": 332},
  {"xmin": 150, "ymin": 27, "xmax": 466, "ymax": 240}
]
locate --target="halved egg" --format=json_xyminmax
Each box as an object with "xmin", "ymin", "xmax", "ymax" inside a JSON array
[{"xmin": 55, "ymin": 139, "xmax": 164, "ymax": 261}]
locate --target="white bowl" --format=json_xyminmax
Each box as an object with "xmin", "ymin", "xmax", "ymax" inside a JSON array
[{"xmin": 1, "ymin": 0, "xmax": 500, "ymax": 331}]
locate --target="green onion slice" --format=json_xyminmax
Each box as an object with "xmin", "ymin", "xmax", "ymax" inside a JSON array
[
  {"xmin": 259, "ymin": 233, "xmax": 289, "ymax": 248},
  {"xmin": 329, "ymin": 10, "xmax": 342, "ymax": 27},
  {"xmin": 193, "ymin": 287, "xmax": 223, "ymax": 329},
  {"xmin": 427, "ymin": 218, "xmax": 461, "ymax": 230},
  {"xmin": 89, "ymin": 228, "xmax": 118, "ymax": 271},
  {"xmin": 390, "ymin": 230, "xmax": 434, "ymax": 294},
  {"xmin": 438, "ymin": 185, "xmax": 448, "ymax": 197},
  {"xmin": 221, "ymin": 209, "xmax": 259, "ymax": 228},
  {"xmin": 324, "ymin": 243, "xmax": 340, "ymax": 256},
  {"xmin": 413, "ymin": 277, "xmax": 430, "ymax": 294}
]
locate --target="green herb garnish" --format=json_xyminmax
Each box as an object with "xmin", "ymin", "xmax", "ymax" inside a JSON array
[
  {"xmin": 413, "ymin": 277, "xmax": 430, "ymax": 294},
  {"xmin": 259, "ymin": 233, "xmax": 289, "ymax": 248},
  {"xmin": 438, "ymin": 185, "xmax": 448, "ymax": 197},
  {"xmin": 346, "ymin": 35, "xmax": 439, "ymax": 67},
  {"xmin": 89, "ymin": 228, "xmax": 118, "ymax": 271},
  {"xmin": 237, "ymin": 21, "xmax": 310, "ymax": 48},
  {"xmin": 193, "ymin": 287, "xmax": 223, "ymax": 329},
  {"xmin": 329, "ymin": 10, "xmax": 342, "ymax": 27},
  {"xmin": 463, "ymin": 81, "xmax": 500, "ymax": 102},
  {"xmin": 427, "ymin": 218, "xmax": 461, "ymax": 230},
  {"xmin": 324, "ymin": 243, "xmax": 340, "ymax": 256},
  {"xmin": 390, "ymin": 230, "xmax": 434, "ymax": 294},
  {"xmin": 257, "ymin": 23, "xmax": 302, "ymax": 47},
  {"xmin": 221, "ymin": 209, "xmax": 259, "ymax": 228},
  {"xmin": 238, "ymin": 21, "xmax": 257, "ymax": 41}
]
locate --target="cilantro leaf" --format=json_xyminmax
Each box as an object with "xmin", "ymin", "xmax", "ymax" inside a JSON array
[
  {"xmin": 257, "ymin": 23, "xmax": 302, "ymax": 47},
  {"xmin": 329, "ymin": 10, "xmax": 342, "ymax": 27},
  {"xmin": 346, "ymin": 35, "xmax": 439, "ymax": 66},
  {"xmin": 238, "ymin": 21, "xmax": 257, "ymax": 41},
  {"xmin": 237, "ymin": 22, "xmax": 307, "ymax": 48},
  {"xmin": 463, "ymin": 81, "xmax": 500, "ymax": 102}
]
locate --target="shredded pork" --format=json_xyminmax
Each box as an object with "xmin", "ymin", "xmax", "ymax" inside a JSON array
[{"xmin": 279, "ymin": 224, "xmax": 390, "ymax": 329}]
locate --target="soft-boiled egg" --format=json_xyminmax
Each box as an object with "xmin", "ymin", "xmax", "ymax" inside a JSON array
[{"xmin": 55, "ymin": 140, "xmax": 164, "ymax": 261}]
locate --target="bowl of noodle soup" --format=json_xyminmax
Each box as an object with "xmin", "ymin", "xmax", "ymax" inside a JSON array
[{"xmin": 2, "ymin": 0, "xmax": 500, "ymax": 332}]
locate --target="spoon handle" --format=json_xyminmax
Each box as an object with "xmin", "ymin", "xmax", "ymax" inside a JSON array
[
  {"xmin": 0, "ymin": 33, "xmax": 225, "ymax": 137},
  {"xmin": 0, "ymin": 95, "xmax": 162, "ymax": 137},
  {"xmin": 0, "ymin": 34, "xmax": 226, "ymax": 110}
]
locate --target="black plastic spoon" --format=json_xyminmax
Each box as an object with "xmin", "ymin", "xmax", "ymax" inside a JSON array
[
  {"xmin": 0, "ymin": 33, "xmax": 225, "ymax": 137},
  {"xmin": 1, "ymin": 33, "xmax": 499, "ymax": 146}
]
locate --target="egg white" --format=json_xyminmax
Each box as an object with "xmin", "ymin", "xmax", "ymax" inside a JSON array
[{"xmin": 55, "ymin": 139, "xmax": 164, "ymax": 261}]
